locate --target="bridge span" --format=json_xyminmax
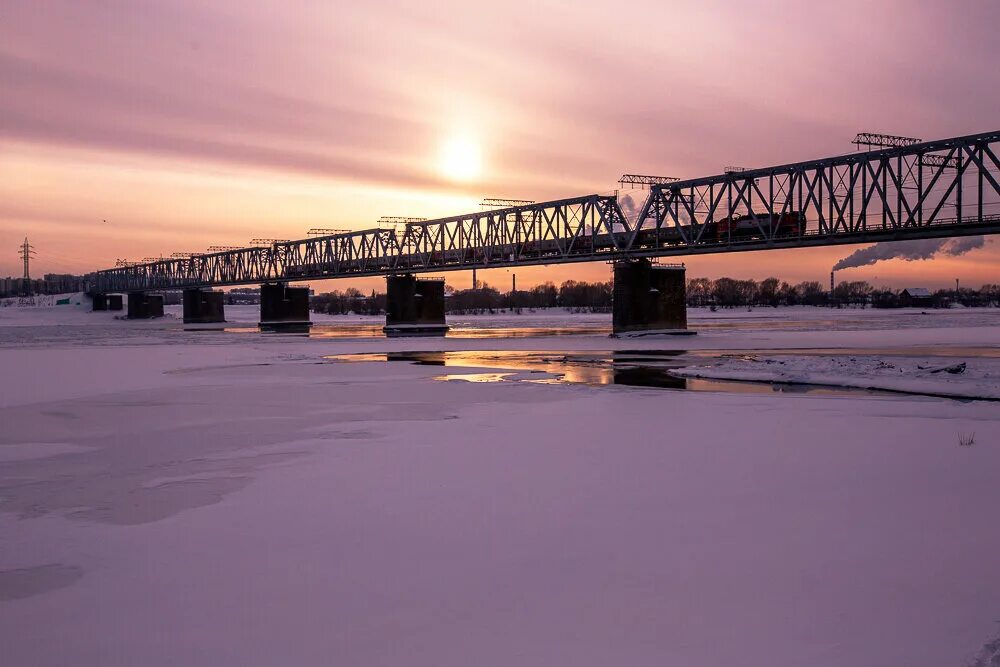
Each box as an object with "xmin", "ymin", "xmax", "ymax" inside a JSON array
[{"xmin": 88, "ymin": 130, "xmax": 1000, "ymax": 334}]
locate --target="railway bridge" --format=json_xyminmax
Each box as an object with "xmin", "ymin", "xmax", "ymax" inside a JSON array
[{"xmin": 88, "ymin": 130, "xmax": 1000, "ymax": 334}]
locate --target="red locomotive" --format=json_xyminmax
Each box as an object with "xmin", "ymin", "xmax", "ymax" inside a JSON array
[{"xmin": 712, "ymin": 211, "xmax": 805, "ymax": 241}]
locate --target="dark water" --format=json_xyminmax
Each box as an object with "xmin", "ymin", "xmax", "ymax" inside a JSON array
[
  {"xmin": 213, "ymin": 307, "xmax": 1000, "ymax": 340},
  {"xmin": 327, "ymin": 350, "xmax": 905, "ymax": 398},
  {"xmin": 223, "ymin": 323, "xmax": 610, "ymax": 339}
]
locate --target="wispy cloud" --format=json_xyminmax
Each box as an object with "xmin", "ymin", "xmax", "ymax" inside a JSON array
[{"xmin": 1, "ymin": 0, "xmax": 998, "ymax": 281}]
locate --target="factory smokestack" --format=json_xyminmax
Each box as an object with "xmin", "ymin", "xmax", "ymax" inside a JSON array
[{"xmin": 830, "ymin": 271, "xmax": 835, "ymax": 293}]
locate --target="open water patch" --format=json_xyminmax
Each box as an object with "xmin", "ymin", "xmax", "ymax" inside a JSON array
[{"xmin": 326, "ymin": 350, "xmax": 901, "ymax": 398}]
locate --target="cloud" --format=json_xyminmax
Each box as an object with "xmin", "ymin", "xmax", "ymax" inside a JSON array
[{"xmin": 3, "ymin": 0, "xmax": 999, "ymax": 280}]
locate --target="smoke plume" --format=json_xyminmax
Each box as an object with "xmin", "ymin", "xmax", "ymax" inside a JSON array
[
  {"xmin": 617, "ymin": 193, "xmax": 687, "ymax": 224},
  {"xmin": 832, "ymin": 236, "xmax": 986, "ymax": 271},
  {"xmin": 618, "ymin": 194, "xmax": 638, "ymax": 222}
]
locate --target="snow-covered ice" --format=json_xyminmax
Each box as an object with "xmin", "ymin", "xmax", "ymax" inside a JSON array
[
  {"xmin": 1, "ymin": 299, "xmax": 999, "ymax": 666},
  {"xmin": 673, "ymin": 353, "xmax": 1000, "ymax": 400}
]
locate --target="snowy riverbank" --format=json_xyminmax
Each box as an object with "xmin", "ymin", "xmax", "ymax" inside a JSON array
[{"xmin": 1, "ymin": 305, "xmax": 999, "ymax": 666}]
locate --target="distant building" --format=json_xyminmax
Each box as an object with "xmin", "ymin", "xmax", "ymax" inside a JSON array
[
  {"xmin": 899, "ymin": 287, "xmax": 933, "ymax": 308},
  {"xmin": 0, "ymin": 274, "xmax": 85, "ymax": 297},
  {"xmin": 43, "ymin": 274, "xmax": 86, "ymax": 294}
]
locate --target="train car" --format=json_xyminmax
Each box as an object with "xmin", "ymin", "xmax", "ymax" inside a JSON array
[
  {"xmin": 714, "ymin": 211, "xmax": 805, "ymax": 241},
  {"xmin": 633, "ymin": 226, "xmax": 686, "ymax": 248}
]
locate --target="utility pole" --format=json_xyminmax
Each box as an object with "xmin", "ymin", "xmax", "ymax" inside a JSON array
[{"xmin": 18, "ymin": 237, "xmax": 36, "ymax": 279}]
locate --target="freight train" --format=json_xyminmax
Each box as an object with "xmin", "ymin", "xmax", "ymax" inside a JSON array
[
  {"xmin": 285, "ymin": 210, "xmax": 808, "ymax": 276},
  {"xmin": 401, "ymin": 210, "xmax": 807, "ymax": 265},
  {"xmin": 629, "ymin": 210, "xmax": 806, "ymax": 247}
]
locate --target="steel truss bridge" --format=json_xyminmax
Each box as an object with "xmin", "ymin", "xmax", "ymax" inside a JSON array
[{"xmin": 91, "ymin": 130, "xmax": 1000, "ymax": 293}]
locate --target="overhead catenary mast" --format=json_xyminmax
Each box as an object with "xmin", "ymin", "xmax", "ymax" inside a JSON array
[
  {"xmin": 617, "ymin": 174, "xmax": 678, "ymax": 188},
  {"xmin": 853, "ymin": 131, "xmax": 959, "ymax": 169},
  {"xmin": 480, "ymin": 198, "xmax": 534, "ymax": 208},
  {"xmin": 852, "ymin": 132, "xmax": 921, "ymax": 149}
]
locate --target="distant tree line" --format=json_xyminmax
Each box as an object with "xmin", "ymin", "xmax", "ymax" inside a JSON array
[
  {"xmin": 869, "ymin": 284, "xmax": 1000, "ymax": 309},
  {"xmin": 690, "ymin": 277, "xmax": 1000, "ymax": 308},
  {"xmin": 310, "ymin": 280, "xmax": 614, "ymax": 315},
  {"xmin": 688, "ymin": 277, "xmax": 838, "ymax": 307},
  {"xmin": 310, "ymin": 279, "xmax": 1000, "ymax": 314},
  {"xmin": 447, "ymin": 280, "xmax": 613, "ymax": 314},
  {"xmin": 311, "ymin": 288, "xmax": 385, "ymax": 315}
]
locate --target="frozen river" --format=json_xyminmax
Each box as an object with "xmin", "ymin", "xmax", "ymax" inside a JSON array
[{"xmin": 1, "ymin": 302, "xmax": 999, "ymax": 666}]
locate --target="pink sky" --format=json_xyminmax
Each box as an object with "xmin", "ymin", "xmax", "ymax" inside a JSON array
[{"xmin": 1, "ymin": 0, "xmax": 998, "ymax": 291}]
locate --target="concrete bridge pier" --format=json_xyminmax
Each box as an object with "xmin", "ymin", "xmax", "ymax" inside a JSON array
[
  {"xmin": 90, "ymin": 294, "xmax": 124, "ymax": 312},
  {"xmin": 259, "ymin": 282, "xmax": 311, "ymax": 330},
  {"xmin": 383, "ymin": 275, "xmax": 449, "ymax": 337},
  {"xmin": 183, "ymin": 289, "xmax": 226, "ymax": 324},
  {"xmin": 612, "ymin": 260, "xmax": 692, "ymax": 337},
  {"xmin": 127, "ymin": 292, "xmax": 165, "ymax": 319}
]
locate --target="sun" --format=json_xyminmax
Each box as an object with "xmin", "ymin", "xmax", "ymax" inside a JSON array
[{"xmin": 438, "ymin": 134, "xmax": 482, "ymax": 182}]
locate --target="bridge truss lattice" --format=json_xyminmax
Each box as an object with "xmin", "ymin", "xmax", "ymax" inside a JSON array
[{"xmin": 92, "ymin": 131, "xmax": 1000, "ymax": 293}]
